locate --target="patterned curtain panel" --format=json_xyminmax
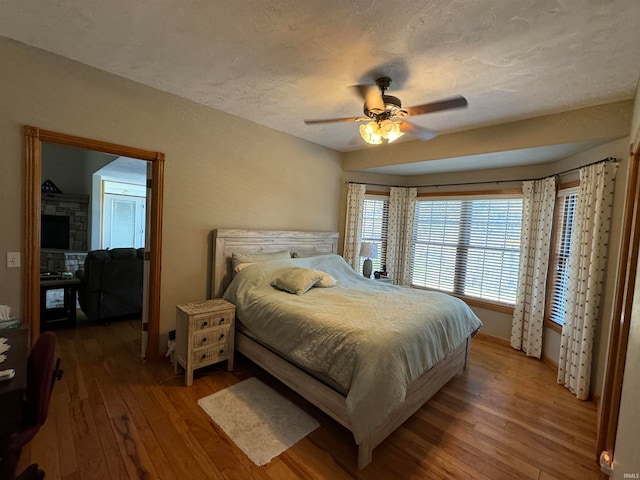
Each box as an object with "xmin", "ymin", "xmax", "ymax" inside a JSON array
[
  {"xmin": 343, "ymin": 183, "xmax": 366, "ymax": 270},
  {"xmin": 386, "ymin": 187, "xmax": 417, "ymax": 285},
  {"xmin": 558, "ymin": 161, "xmax": 618, "ymax": 399},
  {"xmin": 510, "ymin": 176, "xmax": 556, "ymax": 358}
]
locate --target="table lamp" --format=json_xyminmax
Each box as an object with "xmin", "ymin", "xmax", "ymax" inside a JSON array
[{"xmin": 359, "ymin": 242, "xmax": 378, "ymax": 278}]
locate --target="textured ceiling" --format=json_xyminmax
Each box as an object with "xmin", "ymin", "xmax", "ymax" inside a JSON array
[{"xmin": 1, "ymin": 0, "xmax": 639, "ymax": 174}]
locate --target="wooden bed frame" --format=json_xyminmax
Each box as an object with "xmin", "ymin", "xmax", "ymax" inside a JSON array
[{"xmin": 211, "ymin": 229, "xmax": 472, "ymax": 469}]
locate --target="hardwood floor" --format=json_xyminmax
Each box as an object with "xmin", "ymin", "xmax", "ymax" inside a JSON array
[{"xmin": 19, "ymin": 319, "xmax": 601, "ymax": 479}]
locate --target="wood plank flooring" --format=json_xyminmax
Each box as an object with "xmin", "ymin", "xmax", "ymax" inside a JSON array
[{"xmin": 18, "ymin": 319, "xmax": 601, "ymax": 479}]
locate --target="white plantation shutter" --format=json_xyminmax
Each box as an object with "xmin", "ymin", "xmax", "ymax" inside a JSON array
[
  {"xmin": 412, "ymin": 196, "xmax": 523, "ymax": 304},
  {"xmin": 360, "ymin": 196, "xmax": 388, "ymax": 273},
  {"xmin": 547, "ymin": 189, "xmax": 578, "ymax": 325}
]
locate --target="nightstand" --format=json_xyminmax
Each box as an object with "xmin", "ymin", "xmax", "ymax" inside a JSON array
[{"xmin": 175, "ymin": 298, "xmax": 235, "ymax": 386}]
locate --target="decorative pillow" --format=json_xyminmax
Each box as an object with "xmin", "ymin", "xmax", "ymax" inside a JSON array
[
  {"xmin": 271, "ymin": 268, "xmax": 323, "ymax": 295},
  {"xmin": 231, "ymin": 251, "xmax": 291, "ymax": 270},
  {"xmin": 313, "ymin": 270, "xmax": 337, "ymax": 288}
]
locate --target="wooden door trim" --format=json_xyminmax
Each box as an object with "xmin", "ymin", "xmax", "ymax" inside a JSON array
[
  {"xmin": 596, "ymin": 142, "xmax": 640, "ymax": 469},
  {"xmin": 23, "ymin": 126, "xmax": 164, "ymax": 360}
]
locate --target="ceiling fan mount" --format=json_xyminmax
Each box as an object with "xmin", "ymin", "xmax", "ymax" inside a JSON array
[
  {"xmin": 304, "ymin": 76, "xmax": 468, "ymax": 144},
  {"xmin": 363, "ymin": 77, "xmax": 406, "ymax": 120}
]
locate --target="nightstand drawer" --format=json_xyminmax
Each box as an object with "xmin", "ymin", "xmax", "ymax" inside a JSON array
[
  {"xmin": 193, "ymin": 311, "xmax": 233, "ymax": 331},
  {"xmin": 193, "ymin": 342, "xmax": 230, "ymax": 368},
  {"xmin": 192, "ymin": 325, "xmax": 230, "ymax": 349}
]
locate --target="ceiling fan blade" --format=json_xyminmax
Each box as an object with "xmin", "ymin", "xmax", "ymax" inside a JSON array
[
  {"xmin": 404, "ymin": 96, "xmax": 468, "ymax": 117},
  {"xmin": 353, "ymin": 85, "xmax": 385, "ymax": 114},
  {"xmin": 398, "ymin": 121, "xmax": 439, "ymax": 141},
  {"xmin": 304, "ymin": 116, "xmax": 367, "ymax": 125}
]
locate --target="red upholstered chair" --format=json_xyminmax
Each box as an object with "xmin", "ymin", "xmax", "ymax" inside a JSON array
[
  {"xmin": 12, "ymin": 464, "xmax": 44, "ymax": 480},
  {"xmin": 0, "ymin": 332, "xmax": 62, "ymax": 480}
]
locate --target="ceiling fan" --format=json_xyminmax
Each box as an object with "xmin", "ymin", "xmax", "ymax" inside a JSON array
[{"xmin": 304, "ymin": 77, "xmax": 468, "ymax": 145}]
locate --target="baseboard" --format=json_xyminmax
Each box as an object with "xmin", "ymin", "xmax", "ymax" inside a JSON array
[{"xmin": 541, "ymin": 353, "xmax": 558, "ymax": 373}]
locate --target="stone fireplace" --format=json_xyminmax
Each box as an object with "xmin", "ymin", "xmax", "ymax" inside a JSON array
[{"xmin": 41, "ymin": 192, "xmax": 89, "ymax": 273}]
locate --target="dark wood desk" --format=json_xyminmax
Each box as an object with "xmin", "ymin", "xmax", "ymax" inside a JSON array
[
  {"xmin": 40, "ymin": 277, "xmax": 80, "ymax": 330},
  {"xmin": 0, "ymin": 325, "xmax": 29, "ymax": 434}
]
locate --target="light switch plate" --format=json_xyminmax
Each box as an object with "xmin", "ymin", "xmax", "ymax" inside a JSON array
[{"xmin": 6, "ymin": 252, "xmax": 20, "ymax": 268}]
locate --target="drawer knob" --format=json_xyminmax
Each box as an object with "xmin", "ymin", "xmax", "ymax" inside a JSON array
[
  {"xmin": 218, "ymin": 318, "xmax": 225, "ymax": 325},
  {"xmin": 203, "ymin": 321, "xmax": 209, "ymax": 327},
  {"xmin": 218, "ymin": 333, "xmax": 225, "ymax": 341},
  {"xmin": 219, "ymin": 349, "xmax": 224, "ymax": 354},
  {"xmin": 201, "ymin": 354, "xmax": 207, "ymax": 360},
  {"xmin": 201, "ymin": 337, "xmax": 207, "ymax": 343}
]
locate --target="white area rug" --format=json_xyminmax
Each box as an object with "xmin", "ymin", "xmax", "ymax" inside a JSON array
[{"xmin": 198, "ymin": 377, "xmax": 320, "ymax": 466}]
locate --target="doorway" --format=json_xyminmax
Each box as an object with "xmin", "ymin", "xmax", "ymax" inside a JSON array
[{"xmin": 23, "ymin": 126, "xmax": 164, "ymax": 359}]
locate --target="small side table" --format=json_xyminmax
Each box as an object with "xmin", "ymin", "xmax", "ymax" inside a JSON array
[
  {"xmin": 175, "ymin": 298, "xmax": 235, "ymax": 386},
  {"xmin": 40, "ymin": 277, "xmax": 81, "ymax": 330}
]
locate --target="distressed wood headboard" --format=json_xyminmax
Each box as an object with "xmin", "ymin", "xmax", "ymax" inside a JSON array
[{"xmin": 211, "ymin": 229, "xmax": 339, "ymax": 298}]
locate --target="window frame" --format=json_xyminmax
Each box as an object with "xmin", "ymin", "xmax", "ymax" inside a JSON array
[
  {"xmin": 544, "ymin": 181, "xmax": 580, "ymax": 333},
  {"xmin": 411, "ymin": 189, "xmax": 523, "ymax": 314}
]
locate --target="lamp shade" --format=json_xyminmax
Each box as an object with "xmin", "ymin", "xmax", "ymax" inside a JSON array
[
  {"xmin": 359, "ymin": 122, "xmax": 382, "ymax": 145},
  {"xmin": 359, "ymin": 120, "xmax": 404, "ymax": 145},
  {"xmin": 379, "ymin": 119, "xmax": 404, "ymax": 143},
  {"xmin": 359, "ymin": 241, "xmax": 378, "ymax": 259}
]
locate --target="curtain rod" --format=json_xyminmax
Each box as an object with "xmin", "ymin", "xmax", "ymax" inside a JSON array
[{"xmin": 346, "ymin": 157, "xmax": 617, "ymax": 189}]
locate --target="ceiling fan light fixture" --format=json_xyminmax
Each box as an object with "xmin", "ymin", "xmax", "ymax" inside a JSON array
[
  {"xmin": 305, "ymin": 76, "xmax": 466, "ymax": 146},
  {"xmin": 360, "ymin": 122, "xmax": 382, "ymax": 144},
  {"xmin": 379, "ymin": 119, "xmax": 404, "ymax": 143}
]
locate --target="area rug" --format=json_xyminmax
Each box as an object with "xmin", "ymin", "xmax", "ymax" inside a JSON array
[{"xmin": 197, "ymin": 377, "xmax": 320, "ymax": 466}]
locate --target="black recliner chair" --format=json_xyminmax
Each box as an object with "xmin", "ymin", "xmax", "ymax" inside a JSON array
[{"xmin": 76, "ymin": 248, "xmax": 144, "ymax": 324}]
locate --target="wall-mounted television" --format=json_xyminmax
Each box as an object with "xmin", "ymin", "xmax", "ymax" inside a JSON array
[{"xmin": 41, "ymin": 214, "xmax": 70, "ymax": 249}]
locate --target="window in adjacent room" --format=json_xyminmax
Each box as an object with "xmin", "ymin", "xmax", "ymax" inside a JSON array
[
  {"xmin": 101, "ymin": 180, "xmax": 147, "ymax": 249},
  {"xmin": 360, "ymin": 194, "xmax": 389, "ymax": 274},
  {"xmin": 411, "ymin": 194, "xmax": 523, "ymax": 306},
  {"xmin": 546, "ymin": 184, "xmax": 579, "ymax": 328}
]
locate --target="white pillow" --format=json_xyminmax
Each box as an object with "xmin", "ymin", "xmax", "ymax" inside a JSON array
[
  {"xmin": 231, "ymin": 251, "xmax": 291, "ymax": 270},
  {"xmin": 292, "ymin": 251, "xmax": 323, "ymax": 258}
]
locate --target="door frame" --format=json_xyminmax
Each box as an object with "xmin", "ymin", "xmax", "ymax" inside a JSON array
[
  {"xmin": 596, "ymin": 138, "xmax": 640, "ymax": 470},
  {"xmin": 23, "ymin": 126, "xmax": 164, "ymax": 359}
]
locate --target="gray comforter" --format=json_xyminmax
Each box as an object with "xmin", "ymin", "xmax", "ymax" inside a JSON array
[{"xmin": 223, "ymin": 254, "xmax": 482, "ymax": 442}]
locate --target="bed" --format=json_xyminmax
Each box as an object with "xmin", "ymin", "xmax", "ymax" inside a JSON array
[{"xmin": 211, "ymin": 229, "xmax": 482, "ymax": 468}]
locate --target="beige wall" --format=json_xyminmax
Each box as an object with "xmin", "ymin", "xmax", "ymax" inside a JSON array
[
  {"xmin": 0, "ymin": 38, "xmax": 342, "ymax": 345},
  {"xmin": 611, "ymin": 77, "xmax": 640, "ymax": 480}
]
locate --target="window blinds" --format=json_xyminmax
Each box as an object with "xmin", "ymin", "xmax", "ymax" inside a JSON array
[
  {"xmin": 412, "ymin": 197, "xmax": 523, "ymax": 304},
  {"xmin": 548, "ymin": 191, "xmax": 578, "ymax": 325},
  {"xmin": 361, "ymin": 196, "xmax": 389, "ymax": 272}
]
